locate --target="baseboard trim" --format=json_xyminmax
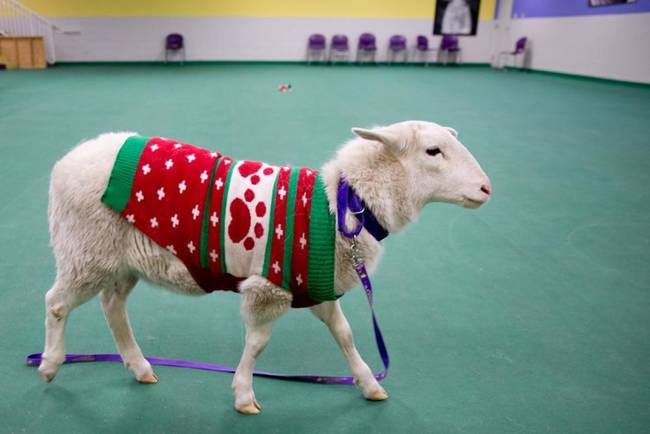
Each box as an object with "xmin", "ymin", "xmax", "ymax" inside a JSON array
[
  {"xmin": 52, "ymin": 60, "xmax": 492, "ymax": 67},
  {"xmin": 503, "ymin": 66, "xmax": 650, "ymax": 88}
]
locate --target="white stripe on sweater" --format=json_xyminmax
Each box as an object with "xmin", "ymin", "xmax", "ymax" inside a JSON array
[{"xmin": 223, "ymin": 161, "xmax": 278, "ymax": 277}]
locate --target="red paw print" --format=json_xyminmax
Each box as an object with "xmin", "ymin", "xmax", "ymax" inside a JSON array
[{"xmin": 227, "ymin": 161, "xmax": 277, "ymax": 251}]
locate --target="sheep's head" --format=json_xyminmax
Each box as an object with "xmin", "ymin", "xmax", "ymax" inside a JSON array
[{"xmin": 352, "ymin": 121, "xmax": 491, "ymax": 209}]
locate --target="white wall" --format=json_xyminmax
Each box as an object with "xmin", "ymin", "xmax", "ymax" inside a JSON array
[
  {"xmin": 497, "ymin": 12, "xmax": 650, "ymax": 84},
  {"xmin": 51, "ymin": 16, "xmax": 496, "ymax": 63}
]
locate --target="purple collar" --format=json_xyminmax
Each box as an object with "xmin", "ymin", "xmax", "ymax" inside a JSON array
[{"xmin": 337, "ymin": 177, "xmax": 389, "ymax": 241}]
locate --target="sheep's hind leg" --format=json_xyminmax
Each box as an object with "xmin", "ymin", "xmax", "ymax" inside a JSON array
[
  {"xmin": 310, "ymin": 300, "xmax": 388, "ymax": 401},
  {"xmin": 38, "ymin": 279, "xmax": 102, "ymax": 383},
  {"xmin": 232, "ymin": 276, "xmax": 291, "ymax": 414},
  {"xmin": 100, "ymin": 276, "xmax": 157, "ymax": 384}
]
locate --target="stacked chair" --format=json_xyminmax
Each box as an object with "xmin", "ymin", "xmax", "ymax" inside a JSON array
[
  {"xmin": 329, "ymin": 34, "xmax": 350, "ymax": 63},
  {"xmin": 439, "ymin": 34, "xmax": 462, "ymax": 65},
  {"xmin": 412, "ymin": 35, "xmax": 437, "ymax": 65},
  {"xmin": 356, "ymin": 33, "xmax": 377, "ymax": 63},
  {"xmin": 387, "ymin": 35, "xmax": 408, "ymax": 63},
  {"xmin": 306, "ymin": 33, "xmax": 327, "ymax": 63}
]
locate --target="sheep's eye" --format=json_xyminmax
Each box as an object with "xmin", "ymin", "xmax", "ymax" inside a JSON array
[{"xmin": 426, "ymin": 148, "xmax": 442, "ymax": 157}]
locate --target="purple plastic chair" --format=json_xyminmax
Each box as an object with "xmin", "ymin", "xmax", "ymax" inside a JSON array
[
  {"xmin": 306, "ymin": 33, "xmax": 327, "ymax": 63},
  {"xmin": 495, "ymin": 37, "xmax": 528, "ymax": 69},
  {"xmin": 356, "ymin": 32, "xmax": 377, "ymax": 63},
  {"xmin": 387, "ymin": 34, "xmax": 408, "ymax": 63},
  {"xmin": 329, "ymin": 34, "xmax": 350, "ymax": 63},
  {"xmin": 439, "ymin": 34, "xmax": 461, "ymax": 65},
  {"xmin": 413, "ymin": 35, "xmax": 437, "ymax": 65},
  {"xmin": 165, "ymin": 33, "xmax": 185, "ymax": 63}
]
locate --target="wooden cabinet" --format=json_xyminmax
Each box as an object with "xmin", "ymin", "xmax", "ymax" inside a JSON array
[{"xmin": 0, "ymin": 36, "xmax": 47, "ymax": 69}]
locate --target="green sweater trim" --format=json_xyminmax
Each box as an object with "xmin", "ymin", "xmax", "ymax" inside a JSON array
[
  {"xmin": 307, "ymin": 174, "xmax": 336, "ymax": 302},
  {"xmin": 282, "ymin": 168, "xmax": 300, "ymax": 289},
  {"xmin": 200, "ymin": 159, "xmax": 219, "ymax": 269},
  {"xmin": 219, "ymin": 160, "xmax": 236, "ymax": 273},
  {"xmin": 101, "ymin": 135, "xmax": 150, "ymax": 213}
]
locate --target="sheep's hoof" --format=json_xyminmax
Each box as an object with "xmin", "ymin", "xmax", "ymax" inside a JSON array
[
  {"xmin": 236, "ymin": 399, "xmax": 262, "ymax": 415},
  {"xmin": 366, "ymin": 390, "xmax": 389, "ymax": 401},
  {"xmin": 137, "ymin": 373, "xmax": 159, "ymax": 384},
  {"xmin": 38, "ymin": 368, "xmax": 57, "ymax": 383},
  {"xmin": 236, "ymin": 404, "xmax": 261, "ymax": 415}
]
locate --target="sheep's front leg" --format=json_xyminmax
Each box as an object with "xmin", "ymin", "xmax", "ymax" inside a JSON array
[
  {"xmin": 310, "ymin": 300, "xmax": 388, "ymax": 401},
  {"xmin": 232, "ymin": 276, "xmax": 291, "ymax": 414}
]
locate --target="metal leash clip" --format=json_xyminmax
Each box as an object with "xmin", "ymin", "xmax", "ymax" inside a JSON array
[{"xmin": 350, "ymin": 235, "xmax": 363, "ymax": 267}]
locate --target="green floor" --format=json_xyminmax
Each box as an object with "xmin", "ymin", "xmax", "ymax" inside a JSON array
[{"xmin": 1, "ymin": 64, "xmax": 649, "ymax": 433}]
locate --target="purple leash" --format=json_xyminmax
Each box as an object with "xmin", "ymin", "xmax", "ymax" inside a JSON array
[
  {"xmin": 26, "ymin": 178, "xmax": 390, "ymax": 385},
  {"xmin": 25, "ymin": 273, "xmax": 387, "ymax": 384}
]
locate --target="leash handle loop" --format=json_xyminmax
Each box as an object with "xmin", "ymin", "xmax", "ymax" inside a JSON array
[{"xmin": 337, "ymin": 178, "xmax": 365, "ymax": 238}]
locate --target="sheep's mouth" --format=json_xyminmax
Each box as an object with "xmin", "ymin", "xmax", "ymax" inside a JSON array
[{"xmin": 462, "ymin": 196, "xmax": 487, "ymax": 208}]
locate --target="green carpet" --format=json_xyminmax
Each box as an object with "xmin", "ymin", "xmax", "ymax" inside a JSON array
[{"xmin": 1, "ymin": 64, "xmax": 649, "ymax": 433}]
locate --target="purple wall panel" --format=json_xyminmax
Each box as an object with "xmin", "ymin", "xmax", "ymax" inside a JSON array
[{"xmin": 512, "ymin": 0, "xmax": 650, "ymax": 18}]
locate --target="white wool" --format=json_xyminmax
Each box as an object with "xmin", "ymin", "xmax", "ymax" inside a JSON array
[{"xmin": 38, "ymin": 121, "xmax": 490, "ymax": 413}]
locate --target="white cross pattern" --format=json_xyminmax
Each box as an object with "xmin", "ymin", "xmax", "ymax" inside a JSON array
[
  {"xmin": 214, "ymin": 178, "xmax": 224, "ymax": 190},
  {"xmin": 142, "ymin": 164, "xmax": 151, "ymax": 175},
  {"xmin": 278, "ymin": 185, "xmax": 287, "ymax": 200},
  {"xmin": 126, "ymin": 214, "xmax": 135, "ymax": 224},
  {"xmin": 306, "ymin": 170, "xmax": 312, "ymax": 176},
  {"xmin": 174, "ymin": 143, "xmax": 182, "ymax": 149},
  {"xmin": 150, "ymin": 217, "xmax": 158, "ymax": 228},
  {"xmin": 224, "ymin": 160, "xmax": 231, "ymax": 165},
  {"xmin": 200, "ymin": 170, "xmax": 209, "ymax": 183},
  {"xmin": 150, "ymin": 144, "xmax": 159, "ymax": 152},
  {"xmin": 187, "ymin": 154, "xmax": 196, "ymax": 163},
  {"xmin": 157, "ymin": 187, "xmax": 165, "ymax": 200},
  {"xmin": 275, "ymin": 224, "xmax": 284, "ymax": 239},
  {"xmin": 272, "ymin": 261, "xmax": 281, "ymax": 274},
  {"xmin": 299, "ymin": 233, "xmax": 307, "ymax": 250},
  {"xmin": 171, "ymin": 214, "xmax": 179, "ymax": 228},
  {"xmin": 210, "ymin": 212, "xmax": 219, "ymax": 227},
  {"xmin": 178, "ymin": 180, "xmax": 187, "ymax": 193},
  {"xmin": 296, "ymin": 274, "xmax": 303, "ymax": 286},
  {"xmin": 166, "ymin": 245, "xmax": 177, "ymax": 255},
  {"xmin": 135, "ymin": 190, "xmax": 144, "ymax": 202},
  {"xmin": 210, "ymin": 152, "xmax": 219, "ymax": 158},
  {"xmin": 165, "ymin": 159, "xmax": 174, "ymax": 170},
  {"xmin": 187, "ymin": 241, "xmax": 196, "ymax": 254},
  {"xmin": 191, "ymin": 204, "xmax": 200, "ymax": 220},
  {"xmin": 209, "ymin": 249, "xmax": 218, "ymax": 262}
]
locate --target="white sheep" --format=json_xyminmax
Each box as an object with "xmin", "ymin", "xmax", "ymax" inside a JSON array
[{"xmin": 38, "ymin": 120, "xmax": 491, "ymax": 414}]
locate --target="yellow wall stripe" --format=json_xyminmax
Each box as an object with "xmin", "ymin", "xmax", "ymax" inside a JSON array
[{"xmin": 23, "ymin": 0, "xmax": 496, "ymax": 20}]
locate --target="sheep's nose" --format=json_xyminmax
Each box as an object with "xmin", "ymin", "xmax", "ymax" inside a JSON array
[{"xmin": 480, "ymin": 184, "xmax": 491, "ymax": 196}]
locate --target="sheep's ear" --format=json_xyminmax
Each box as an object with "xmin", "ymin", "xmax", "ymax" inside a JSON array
[
  {"xmin": 352, "ymin": 127, "xmax": 405, "ymax": 154},
  {"xmin": 446, "ymin": 127, "xmax": 458, "ymax": 138}
]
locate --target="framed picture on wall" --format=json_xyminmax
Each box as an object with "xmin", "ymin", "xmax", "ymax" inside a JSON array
[
  {"xmin": 433, "ymin": 0, "xmax": 482, "ymax": 36},
  {"xmin": 589, "ymin": 0, "xmax": 637, "ymax": 6}
]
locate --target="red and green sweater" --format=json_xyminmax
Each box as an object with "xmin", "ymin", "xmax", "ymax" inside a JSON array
[{"xmin": 101, "ymin": 135, "xmax": 336, "ymax": 308}]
